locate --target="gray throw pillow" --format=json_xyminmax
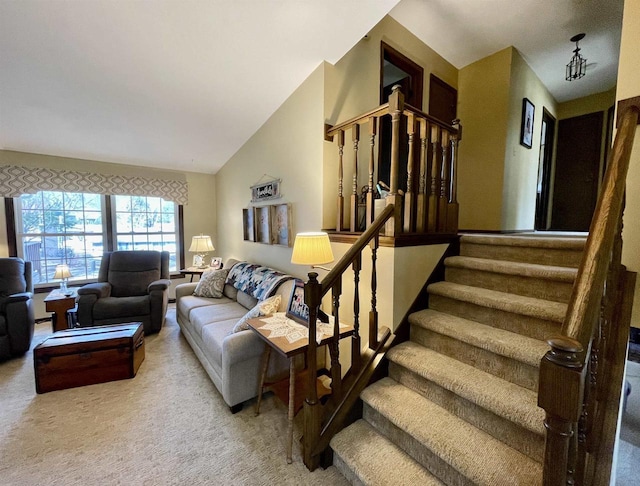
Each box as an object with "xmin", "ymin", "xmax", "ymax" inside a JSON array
[{"xmin": 193, "ymin": 269, "xmax": 229, "ymax": 298}]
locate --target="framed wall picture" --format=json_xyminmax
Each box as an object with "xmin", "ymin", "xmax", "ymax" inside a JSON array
[
  {"xmin": 270, "ymin": 203, "xmax": 292, "ymax": 247},
  {"xmin": 520, "ymin": 98, "xmax": 535, "ymax": 149},
  {"xmin": 286, "ymin": 279, "xmax": 309, "ymax": 325},
  {"xmin": 255, "ymin": 206, "xmax": 271, "ymax": 244},
  {"xmin": 242, "ymin": 208, "xmax": 255, "ymax": 242}
]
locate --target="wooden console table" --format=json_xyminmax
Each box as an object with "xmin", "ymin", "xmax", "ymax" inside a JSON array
[
  {"xmin": 248, "ymin": 314, "xmax": 353, "ymax": 463},
  {"xmin": 44, "ymin": 288, "xmax": 78, "ymax": 332}
]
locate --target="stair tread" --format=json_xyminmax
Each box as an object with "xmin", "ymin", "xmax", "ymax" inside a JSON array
[
  {"xmin": 460, "ymin": 233, "xmax": 586, "ymax": 249},
  {"xmin": 409, "ymin": 309, "xmax": 550, "ymax": 367},
  {"xmin": 362, "ymin": 378, "xmax": 542, "ymax": 485},
  {"xmin": 331, "ymin": 419, "xmax": 445, "ymax": 486},
  {"xmin": 388, "ymin": 342, "xmax": 546, "ymax": 435},
  {"xmin": 428, "ymin": 281, "xmax": 567, "ymax": 323},
  {"xmin": 445, "ymin": 255, "xmax": 578, "ymax": 281}
]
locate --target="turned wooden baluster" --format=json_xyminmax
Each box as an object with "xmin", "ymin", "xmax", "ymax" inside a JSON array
[
  {"xmin": 538, "ymin": 337, "xmax": 585, "ymax": 486},
  {"xmin": 302, "ymin": 272, "xmax": 322, "ymax": 470},
  {"xmin": 403, "ymin": 113, "xmax": 416, "ymax": 233},
  {"xmin": 330, "ymin": 279, "xmax": 342, "ymax": 400},
  {"xmin": 447, "ymin": 120, "xmax": 461, "ymax": 233},
  {"xmin": 350, "ymin": 125, "xmax": 360, "ymax": 233},
  {"xmin": 428, "ymin": 125, "xmax": 440, "ymax": 233},
  {"xmin": 438, "ymin": 130, "xmax": 450, "ymax": 232},
  {"xmin": 416, "ymin": 119, "xmax": 428, "ymax": 233},
  {"xmin": 369, "ymin": 234, "xmax": 379, "ymax": 349},
  {"xmin": 351, "ymin": 254, "xmax": 362, "ymax": 370},
  {"xmin": 336, "ymin": 130, "xmax": 345, "ymax": 232},
  {"xmin": 385, "ymin": 85, "xmax": 404, "ymax": 237},
  {"xmin": 366, "ymin": 117, "xmax": 377, "ymax": 228}
]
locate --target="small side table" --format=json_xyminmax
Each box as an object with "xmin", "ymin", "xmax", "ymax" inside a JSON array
[
  {"xmin": 180, "ymin": 266, "xmax": 209, "ymax": 282},
  {"xmin": 248, "ymin": 314, "xmax": 353, "ymax": 464},
  {"xmin": 44, "ymin": 288, "xmax": 78, "ymax": 332}
]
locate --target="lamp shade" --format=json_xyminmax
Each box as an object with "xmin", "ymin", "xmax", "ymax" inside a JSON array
[
  {"xmin": 53, "ymin": 264, "xmax": 72, "ymax": 280},
  {"xmin": 189, "ymin": 235, "xmax": 215, "ymax": 253},
  {"xmin": 291, "ymin": 232, "xmax": 334, "ymax": 266}
]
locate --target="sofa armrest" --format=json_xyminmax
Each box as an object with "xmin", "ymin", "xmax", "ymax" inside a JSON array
[
  {"xmin": 222, "ymin": 329, "xmax": 265, "ymax": 367},
  {"xmin": 148, "ymin": 278, "xmax": 171, "ymax": 293},
  {"xmin": 175, "ymin": 282, "xmax": 198, "ymax": 300},
  {"xmin": 78, "ymin": 282, "xmax": 111, "ymax": 299}
]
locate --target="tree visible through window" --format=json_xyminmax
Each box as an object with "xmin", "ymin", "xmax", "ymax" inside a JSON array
[{"xmin": 15, "ymin": 191, "xmax": 179, "ymax": 286}]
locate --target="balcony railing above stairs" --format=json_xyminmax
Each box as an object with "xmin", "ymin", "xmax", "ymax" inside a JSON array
[
  {"xmin": 326, "ymin": 85, "xmax": 461, "ymax": 242},
  {"xmin": 539, "ymin": 96, "xmax": 640, "ymax": 486}
]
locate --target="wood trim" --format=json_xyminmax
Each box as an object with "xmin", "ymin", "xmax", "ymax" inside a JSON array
[
  {"xmin": 178, "ymin": 204, "xmax": 185, "ymax": 270},
  {"xmin": 380, "ymin": 41, "xmax": 424, "ymax": 109},
  {"xmin": 4, "ymin": 198, "xmax": 17, "ymax": 257},
  {"xmin": 104, "ymin": 195, "xmax": 114, "ymax": 252},
  {"xmin": 327, "ymin": 231, "xmax": 458, "ymax": 247}
]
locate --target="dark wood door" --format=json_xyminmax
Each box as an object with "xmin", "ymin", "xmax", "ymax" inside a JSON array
[
  {"xmin": 551, "ymin": 112, "xmax": 603, "ymax": 231},
  {"xmin": 429, "ymin": 74, "xmax": 457, "ymax": 125}
]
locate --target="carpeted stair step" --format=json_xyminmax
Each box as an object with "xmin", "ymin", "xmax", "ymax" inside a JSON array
[
  {"xmin": 361, "ymin": 378, "xmax": 542, "ymax": 485},
  {"xmin": 460, "ymin": 234, "xmax": 585, "ymax": 268},
  {"xmin": 388, "ymin": 342, "xmax": 545, "ymax": 461},
  {"xmin": 444, "ymin": 255, "xmax": 577, "ymax": 303},
  {"xmin": 330, "ymin": 419, "xmax": 445, "ymax": 486},
  {"xmin": 409, "ymin": 309, "xmax": 549, "ymax": 390},
  {"xmin": 428, "ymin": 281, "xmax": 566, "ymax": 341}
]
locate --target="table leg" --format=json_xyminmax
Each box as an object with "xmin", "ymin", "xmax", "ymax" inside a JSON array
[
  {"xmin": 287, "ymin": 358, "xmax": 295, "ymax": 464},
  {"xmin": 255, "ymin": 346, "xmax": 271, "ymax": 416}
]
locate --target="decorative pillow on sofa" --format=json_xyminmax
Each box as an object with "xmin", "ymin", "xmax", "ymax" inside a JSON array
[
  {"xmin": 193, "ymin": 269, "xmax": 229, "ymax": 298},
  {"xmin": 232, "ymin": 294, "xmax": 281, "ymax": 333}
]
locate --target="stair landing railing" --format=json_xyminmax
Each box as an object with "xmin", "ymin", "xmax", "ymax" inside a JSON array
[
  {"xmin": 538, "ymin": 97, "xmax": 640, "ymax": 486},
  {"xmin": 300, "ymin": 203, "xmax": 395, "ymax": 470},
  {"xmin": 326, "ymin": 86, "xmax": 461, "ymax": 238}
]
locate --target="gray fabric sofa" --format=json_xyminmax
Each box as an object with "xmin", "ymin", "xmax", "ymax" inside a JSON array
[
  {"xmin": 176, "ymin": 259, "xmax": 295, "ymax": 412},
  {"xmin": 0, "ymin": 258, "xmax": 35, "ymax": 361}
]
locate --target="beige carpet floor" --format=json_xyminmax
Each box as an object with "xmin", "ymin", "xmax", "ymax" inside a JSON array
[{"xmin": 0, "ymin": 308, "xmax": 348, "ymax": 485}]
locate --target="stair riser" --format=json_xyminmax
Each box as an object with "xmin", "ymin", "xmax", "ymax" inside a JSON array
[
  {"xmin": 411, "ymin": 325, "xmax": 540, "ymax": 391},
  {"xmin": 445, "ymin": 266, "xmax": 574, "ymax": 303},
  {"xmin": 389, "ymin": 362, "xmax": 545, "ymax": 462},
  {"xmin": 460, "ymin": 242, "xmax": 582, "ymax": 268},
  {"xmin": 363, "ymin": 404, "xmax": 475, "ymax": 486},
  {"xmin": 428, "ymin": 294, "xmax": 561, "ymax": 341},
  {"xmin": 332, "ymin": 454, "xmax": 366, "ymax": 486}
]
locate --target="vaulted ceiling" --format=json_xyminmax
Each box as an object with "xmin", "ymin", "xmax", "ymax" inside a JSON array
[{"xmin": 0, "ymin": 0, "xmax": 624, "ymax": 174}]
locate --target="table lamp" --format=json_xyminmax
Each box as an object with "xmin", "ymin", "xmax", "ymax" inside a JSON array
[
  {"xmin": 189, "ymin": 234, "xmax": 215, "ymax": 268},
  {"xmin": 291, "ymin": 232, "xmax": 334, "ymax": 271},
  {"xmin": 53, "ymin": 264, "xmax": 72, "ymax": 293}
]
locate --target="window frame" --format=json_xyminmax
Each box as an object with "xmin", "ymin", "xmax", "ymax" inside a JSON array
[{"xmin": 4, "ymin": 194, "xmax": 186, "ymax": 292}]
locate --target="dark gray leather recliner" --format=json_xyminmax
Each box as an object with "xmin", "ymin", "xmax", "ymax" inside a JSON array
[
  {"xmin": 77, "ymin": 251, "xmax": 171, "ymax": 334},
  {"xmin": 0, "ymin": 258, "xmax": 35, "ymax": 360}
]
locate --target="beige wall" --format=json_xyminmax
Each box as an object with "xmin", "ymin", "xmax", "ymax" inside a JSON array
[
  {"xmin": 618, "ymin": 0, "xmax": 640, "ymax": 328},
  {"xmin": 0, "ymin": 150, "xmax": 217, "ymax": 318},
  {"xmin": 457, "ymin": 48, "xmax": 512, "ymax": 230},
  {"xmin": 557, "ymin": 87, "xmax": 616, "ymax": 121},
  {"xmin": 502, "ymin": 48, "xmax": 557, "ymax": 230}
]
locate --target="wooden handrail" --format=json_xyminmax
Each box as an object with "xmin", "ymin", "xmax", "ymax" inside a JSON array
[
  {"xmin": 403, "ymin": 102, "xmax": 461, "ymax": 133},
  {"xmin": 561, "ymin": 102, "xmax": 639, "ymax": 348},
  {"xmin": 326, "ymin": 103, "xmax": 390, "ymax": 137},
  {"xmin": 320, "ymin": 204, "xmax": 395, "ymax": 294}
]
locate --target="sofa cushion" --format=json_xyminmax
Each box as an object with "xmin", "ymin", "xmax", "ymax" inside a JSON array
[
  {"xmin": 178, "ymin": 294, "xmax": 233, "ymax": 321},
  {"xmin": 237, "ymin": 291, "xmax": 258, "ymax": 311},
  {"xmin": 93, "ymin": 296, "xmax": 150, "ymax": 320},
  {"xmin": 189, "ymin": 302, "xmax": 247, "ymax": 338},
  {"xmin": 201, "ymin": 319, "xmax": 238, "ymax": 369},
  {"xmin": 194, "ymin": 269, "xmax": 228, "ymax": 298},
  {"xmin": 223, "ymin": 283, "xmax": 238, "ymax": 300},
  {"xmin": 232, "ymin": 294, "xmax": 281, "ymax": 333}
]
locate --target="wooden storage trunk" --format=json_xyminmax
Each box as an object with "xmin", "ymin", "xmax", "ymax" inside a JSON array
[{"xmin": 34, "ymin": 323, "xmax": 145, "ymax": 394}]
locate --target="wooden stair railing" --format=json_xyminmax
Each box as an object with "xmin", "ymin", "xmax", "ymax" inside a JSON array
[
  {"xmin": 301, "ymin": 203, "xmax": 396, "ymax": 470},
  {"xmin": 539, "ymin": 97, "xmax": 640, "ymax": 486},
  {"xmin": 326, "ymin": 86, "xmax": 461, "ymax": 238}
]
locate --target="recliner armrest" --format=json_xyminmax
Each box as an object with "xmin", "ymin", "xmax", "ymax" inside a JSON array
[
  {"xmin": 148, "ymin": 279, "xmax": 171, "ymax": 293},
  {"xmin": 78, "ymin": 282, "xmax": 111, "ymax": 299},
  {"xmin": 7, "ymin": 292, "xmax": 32, "ymax": 303}
]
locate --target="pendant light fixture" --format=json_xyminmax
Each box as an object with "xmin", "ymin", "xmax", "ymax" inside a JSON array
[{"xmin": 566, "ymin": 33, "xmax": 587, "ymax": 81}]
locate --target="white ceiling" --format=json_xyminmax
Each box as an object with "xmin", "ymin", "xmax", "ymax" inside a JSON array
[{"xmin": 0, "ymin": 0, "xmax": 624, "ymax": 175}]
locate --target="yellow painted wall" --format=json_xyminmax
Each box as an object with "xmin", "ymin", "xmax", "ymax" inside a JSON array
[
  {"xmin": 0, "ymin": 150, "xmax": 216, "ymax": 317},
  {"xmin": 457, "ymin": 48, "xmax": 512, "ymax": 230},
  {"xmin": 618, "ymin": 0, "xmax": 640, "ymax": 328},
  {"xmin": 502, "ymin": 48, "xmax": 557, "ymax": 230}
]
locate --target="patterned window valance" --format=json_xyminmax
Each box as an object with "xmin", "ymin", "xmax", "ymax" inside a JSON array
[{"xmin": 0, "ymin": 165, "xmax": 188, "ymax": 204}]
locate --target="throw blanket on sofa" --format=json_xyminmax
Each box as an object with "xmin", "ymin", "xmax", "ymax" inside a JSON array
[{"xmin": 225, "ymin": 262, "xmax": 292, "ymax": 301}]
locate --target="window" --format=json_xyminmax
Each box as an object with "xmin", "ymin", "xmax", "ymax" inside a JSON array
[{"xmin": 13, "ymin": 191, "xmax": 180, "ymax": 286}]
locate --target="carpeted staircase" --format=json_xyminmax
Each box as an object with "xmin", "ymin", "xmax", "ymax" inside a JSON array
[{"xmin": 330, "ymin": 233, "xmax": 586, "ymax": 485}]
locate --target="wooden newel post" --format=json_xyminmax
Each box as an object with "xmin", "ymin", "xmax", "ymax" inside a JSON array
[
  {"xmin": 538, "ymin": 336, "xmax": 585, "ymax": 486},
  {"xmin": 303, "ymin": 272, "xmax": 322, "ymax": 471},
  {"xmin": 386, "ymin": 85, "xmax": 404, "ymax": 236},
  {"xmin": 336, "ymin": 130, "xmax": 345, "ymax": 232}
]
